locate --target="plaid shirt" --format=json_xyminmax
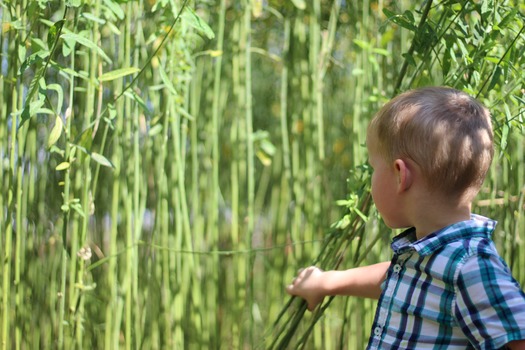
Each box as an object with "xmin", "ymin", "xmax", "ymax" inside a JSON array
[{"xmin": 367, "ymin": 214, "xmax": 525, "ymax": 349}]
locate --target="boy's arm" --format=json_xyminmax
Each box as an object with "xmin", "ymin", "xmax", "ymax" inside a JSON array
[
  {"xmin": 507, "ymin": 340, "xmax": 525, "ymax": 350},
  {"xmin": 285, "ymin": 261, "xmax": 390, "ymax": 311},
  {"xmin": 455, "ymin": 253, "xmax": 525, "ymax": 349}
]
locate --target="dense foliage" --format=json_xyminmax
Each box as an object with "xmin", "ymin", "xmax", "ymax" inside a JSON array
[{"xmin": 1, "ymin": 0, "xmax": 524, "ymax": 348}]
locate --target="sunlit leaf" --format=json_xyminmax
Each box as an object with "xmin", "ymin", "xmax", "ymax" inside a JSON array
[
  {"xmin": 158, "ymin": 64, "xmax": 178, "ymax": 96},
  {"xmin": 291, "ymin": 0, "xmax": 306, "ymax": 10},
  {"xmin": 61, "ymin": 32, "xmax": 112, "ymax": 63},
  {"xmin": 260, "ymin": 139, "xmax": 276, "ymax": 156},
  {"xmin": 181, "ymin": 7, "xmax": 215, "ymax": 39},
  {"xmin": 123, "ymin": 90, "xmax": 150, "ymax": 115},
  {"xmin": 66, "ymin": 0, "xmax": 82, "ymax": 7},
  {"xmin": 82, "ymin": 12, "xmax": 106, "ymax": 24},
  {"xmin": 56, "ymin": 162, "xmax": 70, "ymax": 171},
  {"xmin": 383, "ymin": 8, "xmax": 417, "ymax": 32},
  {"xmin": 256, "ymin": 150, "xmax": 272, "ymax": 166},
  {"xmin": 91, "ymin": 152, "xmax": 114, "ymax": 168},
  {"xmin": 99, "ymin": 67, "xmax": 140, "ymax": 82},
  {"xmin": 103, "ymin": 0, "xmax": 125, "ymax": 20},
  {"xmin": 75, "ymin": 127, "xmax": 93, "ymax": 152},
  {"xmin": 47, "ymin": 83, "xmax": 64, "ymax": 114},
  {"xmin": 70, "ymin": 203, "xmax": 86, "ymax": 218},
  {"xmin": 148, "ymin": 124, "xmax": 163, "ymax": 136},
  {"xmin": 176, "ymin": 106, "xmax": 195, "ymax": 120},
  {"xmin": 48, "ymin": 116, "xmax": 63, "ymax": 148}
]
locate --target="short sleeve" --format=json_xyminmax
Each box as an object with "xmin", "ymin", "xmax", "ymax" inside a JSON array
[{"xmin": 454, "ymin": 250, "xmax": 525, "ymax": 350}]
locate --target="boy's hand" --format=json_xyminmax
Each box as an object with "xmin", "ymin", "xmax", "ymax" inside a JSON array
[{"xmin": 286, "ymin": 266, "xmax": 326, "ymax": 311}]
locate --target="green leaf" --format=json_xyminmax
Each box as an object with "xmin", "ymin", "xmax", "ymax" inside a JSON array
[
  {"xmin": 158, "ymin": 64, "xmax": 178, "ymax": 96},
  {"xmin": 176, "ymin": 106, "xmax": 195, "ymax": 121},
  {"xmin": 353, "ymin": 39, "xmax": 371, "ymax": 50},
  {"xmin": 148, "ymin": 124, "xmax": 163, "ymax": 136},
  {"xmin": 66, "ymin": 0, "xmax": 82, "ymax": 7},
  {"xmin": 402, "ymin": 53, "xmax": 417, "ymax": 67},
  {"xmin": 61, "ymin": 32, "xmax": 112, "ymax": 63},
  {"xmin": 480, "ymin": 0, "xmax": 491, "ymax": 15},
  {"xmin": 372, "ymin": 48, "xmax": 390, "ymax": 56},
  {"xmin": 291, "ymin": 0, "xmax": 306, "ymax": 10},
  {"xmin": 499, "ymin": 123, "xmax": 509, "ymax": 153},
  {"xmin": 56, "ymin": 162, "xmax": 70, "ymax": 171},
  {"xmin": 108, "ymin": 103, "xmax": 117, "ymax": 120},
  {"xmin": 47, "ymin": 83, "xmax": 64, "ymax": 114},
  {"xmin": 47, "ymin": 19, "xmax": 65, "ymax": 49},
  {"xmin": 123, "ymin": 90, "xmax": 150, "ymax": 115},
  {"xmin": 70, "ymin": 203, "xmax": 86, "ymax": 218},
  {"xmin": 81, "ymin": 12, "xmax": 106, "ymax": 24},
  {"xmin": 382, "ymin": 8, "xmax": 417, "ymax": 32},
  {"xmin": 103, "ymin": 0, "xmax": 125, "ymax": 20},
  {"xmin": 260, "ymin": 139, "xmax": 276, "ymax": 156},
  {"xmin": 352, "ymin": 208, "xmax": 368, "ymax": 222},
  {"xmin": 181, "ymin": 7, "xmax": 215, "ymax": 39},
  {"xmin": 19, "ymin": 49, "xmax": 47, "ymax": 82},
  {"xmin": 48, "ymin": 116, "xmax": 63, "ymax": 148},
  {"xmin": 76, "ymin": 127, "xmax": 94, "ymax": 151},
  {"xmin": 20, "ymin": 74, "xmax": 46, "ymax": 127},
  {"xmin": 91, "ymin": 152, "xmax": 114, "ymax": 168},
  {"xmin": 487, "ymin": 66, "xmax": 502, "ymax": 91},
  {"xmin": 256, "ymin": 150, "xmax": 272, "ymax": 166},
  {"xmin": 98, "ymin": 67, "xmax": 140, "ymax": 82},
  {"xmin": 497, "ymin": 8, "xmax": 519, "ymax": 29}
]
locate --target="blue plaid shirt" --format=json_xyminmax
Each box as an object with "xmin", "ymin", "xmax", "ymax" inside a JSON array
[{"xmin": 367, "ymin": 214, "xmax": 525, "ymax": 349}]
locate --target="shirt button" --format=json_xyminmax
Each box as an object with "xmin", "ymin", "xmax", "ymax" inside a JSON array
[
  {"xmin": 393, "ymin": 264, "xmax": 402, "ymax": 273},
  {"xmin": 374, "ymin": 326, "xmax": 382, "ymax": 337}
]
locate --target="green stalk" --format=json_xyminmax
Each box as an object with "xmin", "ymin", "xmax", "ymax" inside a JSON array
[
  {"xmin": 1, "ymin": 60, "xmax": 16, "ymax": 350},
  {"xmin": 210, "ymin": 0, "xmax": 226, "ymax": 345},
  {"xmin": 71, "ymin": 0, "xmax": 100, "ymax": 345},
  {"xmin": 131, "ymin": 1, "xmax": 145, "ymax": 346},
  {"xmin": 122, "ymin": 3, "xmax": 136, "ymax": 348},
  {"xmin": 104, "ymin": 127, "xmax": 121, "ymax": 350},
  {"xmin": 243, "ymin": 1, "xmax": 256, "ymax": 345},
  {"xmin": 14, "ymin": 130, "xmax": 26, "ymax": 350},
  {"xmin": 280, "ymin": 17, "xmax": 293, "ymax": 209},
  {"xmin": 13, "ymin": 4, "xmax": 29, "ymax": 350},
  {"xmin": 309, "ymin": 0, "xmax": 322, "ymax": 235},
  {"xmin": 228, "ymin": 9, "xmax": 245, "ymax": 347},
  {"xmin": 58, "ymin": 107, "xmax": 73, "ymax": 350}
]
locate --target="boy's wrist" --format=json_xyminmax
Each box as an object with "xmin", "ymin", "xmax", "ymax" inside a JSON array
[{"xmin": 318, "ymin": 270, "xmax": 341, "ymax": 296}]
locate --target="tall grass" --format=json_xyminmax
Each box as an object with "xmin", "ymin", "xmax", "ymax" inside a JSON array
[{"xmin": 0, "ymin": 0, "xmax": 524, "ymax": 348}]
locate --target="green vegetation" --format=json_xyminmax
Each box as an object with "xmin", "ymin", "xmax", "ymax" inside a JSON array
[{"xmin": 0, "ymin": 0, "xmax": 524, "ymax": 348}]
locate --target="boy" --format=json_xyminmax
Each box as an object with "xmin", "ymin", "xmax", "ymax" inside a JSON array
[{"xmin": 286, "ymin": 87, "xmax": 525, "ymax": 349}]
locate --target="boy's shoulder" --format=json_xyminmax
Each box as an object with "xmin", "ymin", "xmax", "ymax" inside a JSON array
[
  {"xmin": 394, "ymin": 214, "xmax": 497, "ymax": 259},
  {"xmin": 394, "ymin": 214, "xmax": 511, "ymax": 282}
]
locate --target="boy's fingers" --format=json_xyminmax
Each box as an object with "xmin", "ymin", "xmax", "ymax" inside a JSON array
[{"xmin": 285, "ymin": 283, "xmax": 296, "ymax": 295}]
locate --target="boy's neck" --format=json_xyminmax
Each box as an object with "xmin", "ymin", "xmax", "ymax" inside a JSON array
[{"xmin": 409, "ymin": 191, "xmax": 473, "ymax": 240}]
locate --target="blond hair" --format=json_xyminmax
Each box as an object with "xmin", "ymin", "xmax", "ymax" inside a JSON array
[{"xmin": 368, "ymin": 87, "xmax": 494, "ymax": 197}]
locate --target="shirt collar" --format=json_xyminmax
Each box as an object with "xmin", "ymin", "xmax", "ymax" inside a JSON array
[{"xmin": 391, "ymin": 214, "xmax": 497, "ymax": 256}]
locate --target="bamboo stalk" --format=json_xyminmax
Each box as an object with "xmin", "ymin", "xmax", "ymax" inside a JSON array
[{"xmin": 210, "ymin": 0, "xmax": 226, "ymax": 343}]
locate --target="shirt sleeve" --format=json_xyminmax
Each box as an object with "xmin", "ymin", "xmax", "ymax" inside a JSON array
[{"xmin": 453, "ymin": 249, "xmax": 525, "ymax": 350}]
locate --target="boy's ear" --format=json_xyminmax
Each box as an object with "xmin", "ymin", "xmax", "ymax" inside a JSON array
[{"xmin": 394, "ymin": 159, "xmax": 413, "ymax": 193}]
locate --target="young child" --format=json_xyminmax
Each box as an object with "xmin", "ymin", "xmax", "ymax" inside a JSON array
[{"xmin": 286, "ymin": 87, "xmax": 525, "ymax": 349}]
